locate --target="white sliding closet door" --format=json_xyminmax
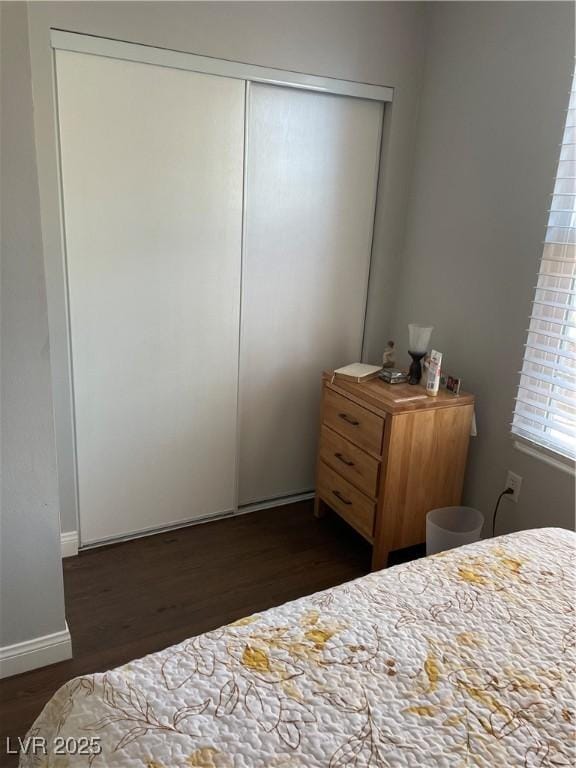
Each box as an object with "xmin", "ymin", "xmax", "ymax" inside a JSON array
[
  {"xmin": 56, "ymin": 51, "xmax": 244, "ymax": 544},
  {"xmin": 239, "ymin": 84, "xmax": 383, "ymax": 505}
]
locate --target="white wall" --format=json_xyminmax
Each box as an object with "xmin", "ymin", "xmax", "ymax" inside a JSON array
[
  {"xmin": 390, "ymin": 1, "xmax": 575, "ymax": 533},
  {"xmin": 0, "ymin": 2, "xmax": 67, "ymax": 647},
  {"xmin": 26, "ymin": 1, "xmax": 428, "ymax": 534}
]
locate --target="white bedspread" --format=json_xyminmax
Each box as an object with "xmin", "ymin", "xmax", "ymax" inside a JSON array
[{"xmin": 21, "ymin": 528, "xmax": 575, "ymax": 767}]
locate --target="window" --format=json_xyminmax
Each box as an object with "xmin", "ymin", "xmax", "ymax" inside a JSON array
[{"xmin": 512, "ymin": 74, "xmax": 576, "ymax": 461}]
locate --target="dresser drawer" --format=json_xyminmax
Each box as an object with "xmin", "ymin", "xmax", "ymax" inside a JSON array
[
  {"xmin": 318, "ymin": 461, "xmax": 375, "ymax": 541},
  {"xmin": 319, "ymin": 425, "xmax": 379, "ymax": 498},
  {"xmin": 323, "ymin": 388, "xmax": 384, "ymax": 456}
]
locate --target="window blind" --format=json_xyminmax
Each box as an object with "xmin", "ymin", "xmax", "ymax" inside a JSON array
[{"xmin": 512, "ymin": 74, "xmax": 576, "ymax": 461}]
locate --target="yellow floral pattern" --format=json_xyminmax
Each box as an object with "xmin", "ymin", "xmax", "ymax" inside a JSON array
[{"xmin": 20, "ymin": 528, "xmax": 575, "ymax": 768}]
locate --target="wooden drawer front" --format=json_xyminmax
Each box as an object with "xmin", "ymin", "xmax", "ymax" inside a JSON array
[
  {"xmin": 319, "ymin": 425, "xmax": 379, "ymax": 498},
  {"xmin": 324, "ymin": 388, "xmax": 384, "ymax": 456},
  {"xmin": 318, "ymin": 461, "xmax": 375, "ymax": 541}
]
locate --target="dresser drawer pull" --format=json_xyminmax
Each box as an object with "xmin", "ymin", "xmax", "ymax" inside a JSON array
[
  {"xmin": 338, "ymin": 412, "xmax": 360, "ymax": 426},
  {"xmin": 332, "ymin": 489, "xmax": 352, "ymax": 505},
  {"xmin": 334, "ymin": 452, "xmax": 355, "ymax": 467}
]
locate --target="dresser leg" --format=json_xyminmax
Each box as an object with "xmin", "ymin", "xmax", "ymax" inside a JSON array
[
  {"xmin": 314, "ymin": 496, "xmax": 328, "ymax": 519},
  {"xmin": 371, "ymin": 546, "xmax": 389, "ymax": 571}
]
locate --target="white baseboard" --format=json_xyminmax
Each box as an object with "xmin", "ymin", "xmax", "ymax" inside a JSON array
[
  {"xmin": 0, "ymin": 622, "xmax": 72, "ymax": 679},
  {"xmin": 61, "ymin": 530, "xmax": 79, "ymax": 558}
]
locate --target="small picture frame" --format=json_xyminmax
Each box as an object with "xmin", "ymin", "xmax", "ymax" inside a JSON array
[{"xmin": 445, "ymin": 375, "xmax": 462, "ymax": 396}]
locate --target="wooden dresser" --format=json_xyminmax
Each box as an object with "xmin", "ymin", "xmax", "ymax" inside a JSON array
[{"xmin": 315, "ymin": 372, "xmax": 475, "ymax": 569}]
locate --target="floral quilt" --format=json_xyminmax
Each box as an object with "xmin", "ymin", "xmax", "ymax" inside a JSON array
[{"xmin": 21, "ymin": 528, "xmax": 575, "ymax": 767}]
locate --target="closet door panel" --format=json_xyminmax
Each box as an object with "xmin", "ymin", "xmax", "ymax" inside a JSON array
[
  {"xmin": 239, "ymin": 84, "xmax": 383, "ymax": 505},
  {"xmin": 56, "ymin": 51, "xmax": 244, "ymax": 544}
]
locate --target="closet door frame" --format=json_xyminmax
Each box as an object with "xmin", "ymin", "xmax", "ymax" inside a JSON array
[
  {"xmin": 50, "ymin": 31, "xmax": 393, "ymax": 102},
  {"xmin": 44, "ymin": 29, "xmax": 393, "ymax": 548}
]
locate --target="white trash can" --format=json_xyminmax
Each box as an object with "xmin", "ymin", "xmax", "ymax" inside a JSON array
[{"xmin": 426, "ymin": 506, "xmax": 484, "ymax": 556}]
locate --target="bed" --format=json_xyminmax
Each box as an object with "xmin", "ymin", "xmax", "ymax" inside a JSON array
[{"xmin": 21, "ymin": 528, "xmax": 575, "ymax": 767}]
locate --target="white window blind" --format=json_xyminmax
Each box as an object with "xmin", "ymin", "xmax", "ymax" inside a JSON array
[{"xmin": 512, "ymin": 73, "xmax": 576, "ymax": 461}]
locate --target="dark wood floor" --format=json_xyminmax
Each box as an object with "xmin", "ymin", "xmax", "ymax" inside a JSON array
[{"xmin": 0, "ymin": 501, "xmax": 422, "ymax": 766}]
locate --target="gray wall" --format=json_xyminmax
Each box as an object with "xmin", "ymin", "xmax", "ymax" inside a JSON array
[
  {"xmin": 390, "ymin": 2, "xmax": 575, "ymax": 534},
  {"xmin": 25, "ymin": 1, "xmax": 428, "ymax": 534},
  {"xmin": 0, "ymin": 2, "xmax": 67, "ymax": 646}
]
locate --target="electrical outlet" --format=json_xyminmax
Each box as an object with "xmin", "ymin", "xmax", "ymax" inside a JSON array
[{"xmin": 505, "ymin": 471, "xmax": 522, "ymax": 503}]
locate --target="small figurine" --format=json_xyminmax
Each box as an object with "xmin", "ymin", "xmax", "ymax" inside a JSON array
[{"xmin": 382, "ymin": 340, "xmax": 396, "ymax": 368}]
